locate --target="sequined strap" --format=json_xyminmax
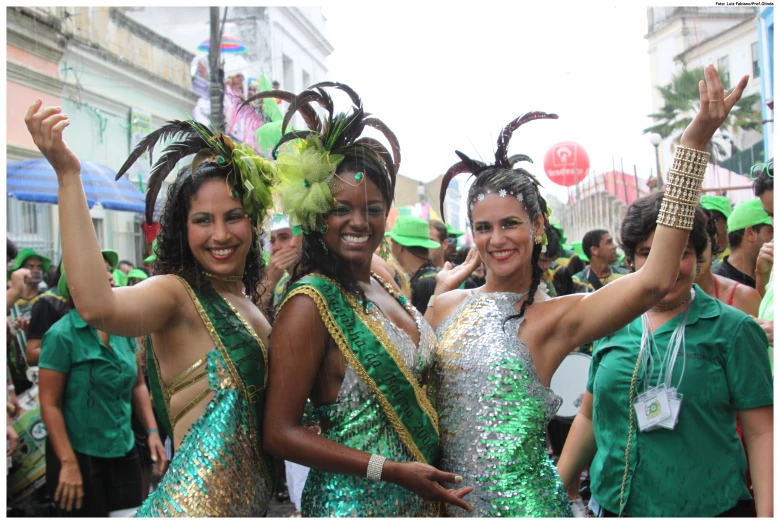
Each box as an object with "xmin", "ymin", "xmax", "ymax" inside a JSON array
[
  {"xmin": 167, "ymin": 353, "xmax": 210, "ymax": 394},
  {"xmin": 172, "ymin": 388, "xmax": 213, "ymax": 428}
]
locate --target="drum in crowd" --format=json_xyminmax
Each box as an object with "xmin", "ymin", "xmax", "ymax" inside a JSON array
[
  {"xmin": 550, "ymin": 353, "xmax": 592, "ymax": 421},
  {"xmin": 7, "ymin": 386, "xmax": 47, "ymax": 499}
]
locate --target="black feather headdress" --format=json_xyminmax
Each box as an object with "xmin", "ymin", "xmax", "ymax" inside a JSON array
[
  {"xmin": 115, "ymin": 120, "xmax": 277, "ymax": 227},
  {"xmin": 240, "ymin": 82, "xmax": 400, "ymax": 232},
  {"xmin": 439, "ymin": 112, "xmax": 558, "ymax": 220}
]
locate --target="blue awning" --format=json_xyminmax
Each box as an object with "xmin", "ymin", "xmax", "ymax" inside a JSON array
[{"xmin": 7, "ymin": 159, "xmax": 146, "ymax": 214}]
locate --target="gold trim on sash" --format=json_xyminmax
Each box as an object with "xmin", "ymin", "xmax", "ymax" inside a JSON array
[{"xmin": 171, "ymin": 275, "xmax": 273, "ymax": 493}]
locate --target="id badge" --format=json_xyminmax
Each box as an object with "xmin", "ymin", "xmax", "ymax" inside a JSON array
[
  {"xmin": 657, "ymin": 388, "xmax": 683, "ymax": 430},
  {"xmin": 634, "ymin": 387, "xmax": 672, "ymax": 432}
]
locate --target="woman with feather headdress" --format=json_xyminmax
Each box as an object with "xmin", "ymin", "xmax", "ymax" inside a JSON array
[
  {"xmin": 250, "ymin": 82, "xmax": 476, "ymax": 516},
  {"xmin": 427, "ymin": 66, "xmax": 747, "ymax": 517},
  {"xmin": 24, "ymin": 100, "xmax": 278, "ymax": 516}
]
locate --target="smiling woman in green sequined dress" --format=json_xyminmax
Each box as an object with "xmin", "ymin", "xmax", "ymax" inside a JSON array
[
  {"xmin": 256, "ymin": 82, "xmax": 475, "ymax": 517},
  {"xmin": 427, "ymin": 66, "xmax": 748, "ymax": 517},
  {"xmin": 24, "ymin": 102, "xmax": 277, "ymax": 517}
]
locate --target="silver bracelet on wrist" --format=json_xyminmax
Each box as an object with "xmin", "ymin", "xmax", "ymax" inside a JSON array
[{"xmin": 366, "ymin": 454, "xmax": 387, "ymax": 481}]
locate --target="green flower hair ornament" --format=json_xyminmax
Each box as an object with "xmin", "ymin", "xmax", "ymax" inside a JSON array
[
  {"xmin": 232, "ymin": 142, "xmax": 277, "ymax": 225},
  {"xmin": 276, "ymin": 135, "xmax": 344, "ymax": 232}
]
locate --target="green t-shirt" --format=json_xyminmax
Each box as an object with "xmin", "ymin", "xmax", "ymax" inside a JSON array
[
  {"xmin": 586, "ymin": 285, "xmax": 772, "ymax": 517},
  {"xmin": 39, "ymin": 309, "xmax": 139, "ymax": 458},
  {"xmin": 758, "ymin": 268, "xmax": 774, "ymax": 371}
]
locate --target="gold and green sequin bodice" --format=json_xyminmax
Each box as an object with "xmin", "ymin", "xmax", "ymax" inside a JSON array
[
  {"xmin": 433, "ymin": 292, "xmax": 572, "ymax": 517},
  {"xmin": 300, "ymin": 305, "xmax": 440, "ymax": 518},
  {"xmin": 135, "ymin": 347, "xmax": 271, "ymax": 517}
]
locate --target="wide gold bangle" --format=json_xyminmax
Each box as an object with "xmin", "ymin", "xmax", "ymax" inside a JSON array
[{"xmin": 671, "ymin": 146, "xmax": 710, "ymax": 178}]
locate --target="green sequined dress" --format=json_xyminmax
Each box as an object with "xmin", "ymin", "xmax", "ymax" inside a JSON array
[
  {"xmin": 300, "ymin": 306, "xmax": 440, "ymax": 517},
  {"xmin": 135, "ymin": 348, "xmax": 271, "ymax": 517},
  {"xmin": 433, "ymin": 292, "xmax": 572, "ymax": 517}
]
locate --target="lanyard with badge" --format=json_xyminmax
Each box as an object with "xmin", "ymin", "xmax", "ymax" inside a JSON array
[{"xmin": 633, "ymin": 288, "xmax": 694, "ymax": 432}]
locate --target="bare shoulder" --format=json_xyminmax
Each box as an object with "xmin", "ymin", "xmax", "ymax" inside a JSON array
[
  {"xmin": 732, "ymin": 284, "xmax": 762, "ymax": 316},
  {"xmin": 431, "ymin": 288, "xmax": 473, "ymax": 330}
]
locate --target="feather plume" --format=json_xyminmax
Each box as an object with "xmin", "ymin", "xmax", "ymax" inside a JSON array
[
  {"xmin": 363, "ymin": 117, "xmax": 401, "ymax": 175},
  {"xmin": 508, "ymin": 154, "xmax": 534, "ymax": 167},
  {"xmin": 495, "ymin": 112, "xmax": 558, "ymax": 167},
  {"xmin": 241, "ymin": 90, "xmax": 320, "ymax": 132},
  {"xmin": 282, "ymin": 90, "xmax": 329, "ymax": 135},
  {"xmin": 440, "ymin": 161, "xmax": 477, "ymax": 220},
  {"xmin": 455, "ymin": 150, "xmax": 486, "ymax": 174},
  {"xmin": 311, "ymin": 81, "xmax": 361, "ymax": 109},
  {"xmin": 115, "ymin": 120, "xmax": 197, "ymax": 181},
  {"xmin": 353, "ymin": 137, "xmax": 396, "ymax": 190}
]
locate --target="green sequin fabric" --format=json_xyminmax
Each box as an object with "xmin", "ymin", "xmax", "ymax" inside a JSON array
[
  {"xmin": 135, "ymin": 348, "xmax": 270, "ymax": 517},
  {"xmin": 300, "ymin": 306, "xmax": 440, "ymax": 517},
  {"xmin": 433, "ymin": 292, "xmax": 572, "ymax": 517}
]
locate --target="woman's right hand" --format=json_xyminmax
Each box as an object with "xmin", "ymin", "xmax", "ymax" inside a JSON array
[
  {"xmin": 54, "ymin": 459, "xmax": 84, "ymax": 512},
  {"xmin": 383, "ymin": 460, "xmax": 474, "ymax": 513},
  {"xmin": 24, "ymin": 99, "xmax": 81, "ymax": 177}
]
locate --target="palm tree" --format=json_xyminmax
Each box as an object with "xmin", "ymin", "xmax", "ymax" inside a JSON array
[{"xmin": 644, "ymin": 67, "xmax": 762, "ymax": 161}]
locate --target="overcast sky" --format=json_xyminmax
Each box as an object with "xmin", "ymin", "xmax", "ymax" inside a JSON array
[{"xmin": 322, "ymin": 3, "xmax": 657, "ymax": 202}]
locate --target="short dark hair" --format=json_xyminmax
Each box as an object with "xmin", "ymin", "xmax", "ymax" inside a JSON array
[
  {"xmin": 582, "ymin": 229, "xmax": 608, "ymax": 259},
  {"xmin": 620, "ymin": 191, "xmax": 708, "ymax": 265},
  {"xmin": 729, "ymin": 223, "xmax": 770, "ymax": 249},
  {"xmin": 702, "ymin": 209, "xmax": 726, "ymax": 257},
  {"xmin": 7, "ymin": 239, "xmax": 18, "ymax": 261},
  {"xmin": 429, "ymin": 220, "xmax": 447, "ymax": 244},
  {"xmin": 753, "ymin": 159, "xmax": 773, "ymax": 197},
  {"xmin": 118, "ymin": 260, "xmax": 134, "ymax": 268}
]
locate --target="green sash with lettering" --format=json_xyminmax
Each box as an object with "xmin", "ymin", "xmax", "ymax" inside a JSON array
[
  {"xmin": 281, "ymin": 274, "xmax": 439, "ymax": 464},
  {"xmin": 146, "ymin": 276, "xmax": 274, "ymax": 492}
]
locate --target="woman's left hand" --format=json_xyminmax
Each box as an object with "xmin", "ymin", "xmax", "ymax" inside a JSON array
[
  {"xmin": 434, "ymin": 248, "xmax": 481, "ymax": 294},
  {"xmin": 147, "ymin": 432, "xmax": 168, "ymax": 477},
  {"xmin": 680, "ymin": 65, "xmax": 748, "ymax": 151}
]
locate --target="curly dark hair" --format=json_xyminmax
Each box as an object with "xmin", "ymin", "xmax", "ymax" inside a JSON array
[
  {"xmin": 702, "ymin": 209, "xmax": 726, "ymax": 258},
  {"xmin": 619, "ymin": 191, "xmax": 708, "ymax": 268},
  {"xmin": 290, "ymin": 156, "xmax": 392, "ymax": 308},
  {"xmin": 153, "ymin": 162, "xmax": 265, "ymax": 303},
  {"xmin": 753, "ymin": 159, "xmax": 773, "ymax": 197},
  {"xmin": 467, "ymin": 166, "xmax": 552, "ymax": 318}
]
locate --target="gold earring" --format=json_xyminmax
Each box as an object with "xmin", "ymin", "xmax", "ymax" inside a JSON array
[{"xmin": 534, "ymin": 234, "xmax": 543, "ymax": 244}]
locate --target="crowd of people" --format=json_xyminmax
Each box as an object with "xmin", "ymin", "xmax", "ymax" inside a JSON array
[{"xmin": 6, "ymin": 65, "xmax": 773, "ymax": 518}]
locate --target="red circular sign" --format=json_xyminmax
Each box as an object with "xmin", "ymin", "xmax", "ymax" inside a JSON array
[{"xmin": 543, "ymin": 141, "xmax": 590, "ymax": 187}]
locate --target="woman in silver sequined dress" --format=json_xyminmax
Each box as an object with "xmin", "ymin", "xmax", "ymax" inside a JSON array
[{"xmin": 427, "ymin": 81, "xmax": 739, "ymax": 517}]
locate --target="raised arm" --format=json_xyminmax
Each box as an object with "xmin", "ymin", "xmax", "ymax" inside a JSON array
[
  {"xmin": 264, "ymin": 294, "xmax": 473, "ymax": 512},
  {"xmin": 551, "ymin": 66, "xmax": 749, "ymax": 353},
  {"xmin": 24, "ymin": 100, "xmax": 181, "ymax": 337}
]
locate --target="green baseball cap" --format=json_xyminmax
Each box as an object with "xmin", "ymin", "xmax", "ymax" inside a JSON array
[
  {"xmin": 699, "ymin": 195, "xmax": 733, "ymax": 219},
  {"xmin": 10, "ymin": 248, "xmax": 51, "ymax": 274},
  {"xmin": 127, "ymin": 269, "xmax": 149, "ymax": 281},
  {"xmin": 549, "ymin": 219, "xmax": 567, "ymax": 246},
  {"xmin": 387, "ymin": 216, "xmax": 441, "ymax": 249},
  {"xmin": 59, "ymin": 249, "xmax": 119, "ymax": 299},
  {"xmin": 445, "ymin": 222, "xmax": 465, "ymax": 238},
  {"xmin": 727, "ymin": 198, "xmax": 772, "ymax": 233}
]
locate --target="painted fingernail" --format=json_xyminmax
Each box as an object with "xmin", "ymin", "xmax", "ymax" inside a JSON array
[{"xmin": 454, "ymin": 475, "xmax": 463, "ymax": 483}]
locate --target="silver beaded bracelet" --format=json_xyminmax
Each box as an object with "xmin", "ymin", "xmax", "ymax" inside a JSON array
[{"xmin": 366, "ymin": 454, "xmax": 387, "ymax": 481}]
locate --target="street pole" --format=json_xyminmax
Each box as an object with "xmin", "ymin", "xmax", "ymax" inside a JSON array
[
  {"xmin": 653, "ymin": 144, "xmax": 662, "ymax": 186},
  {"xmin": 209, "ymin": 7, "xmax": 223, "ymax": 130}
]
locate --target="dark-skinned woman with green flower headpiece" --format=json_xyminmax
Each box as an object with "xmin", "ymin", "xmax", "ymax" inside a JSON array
[
  {"xmin": 25, "ymin": 100, "xmax": 278, "ymax": 517},
  {"xmin": 246, "ymin": 83, "xmax": 478, "ymax": 516}
]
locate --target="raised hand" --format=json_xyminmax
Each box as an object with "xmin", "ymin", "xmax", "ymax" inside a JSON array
[
  {"xmin": 24, "ymin": 99, "xmax": 81, "ymax": 177},
  {"xmin": 680, "ymin": 64, "xmax": 749, "ymax": 151},
  {"xmin": 9, "ymin": 268, "xmax": 31, "ymax": 295},
  {"xmin": 434, "ymin": 248, "xmax": 481, "ymax": 294},
  {"xmin": 756, "ymin": 241, "xmax": 773, "ymax": 279}
]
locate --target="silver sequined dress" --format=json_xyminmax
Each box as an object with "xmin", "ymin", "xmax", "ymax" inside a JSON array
[
  {"xmin": 300, "ymin": 304, "xmax": 440, "ymax": 517},
  {"xmin": 432, "ymin": 291, "xmax": 572, "ymax": 517}
]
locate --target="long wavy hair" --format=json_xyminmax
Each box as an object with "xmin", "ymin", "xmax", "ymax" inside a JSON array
[
  {"xmin": 441, "ymin": 112, "xmax": 558, "ymax": 320},
  {"xmin": 153, "ymin": 162, "xmax": 264, "ymax": 303}
]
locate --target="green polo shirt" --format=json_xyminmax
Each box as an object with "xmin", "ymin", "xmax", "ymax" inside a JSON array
[
  {"xmin": 39, "ymin": 309, "xmax": 138, "ymax": 458},
  {"xmin": 587, "ymin": 285, "xmax": 772, "ymax": 517}
]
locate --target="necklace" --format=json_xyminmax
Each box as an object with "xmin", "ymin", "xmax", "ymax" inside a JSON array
[
  {"xmin": 203, "ymin": 272, "xmax": 243, "ymax": 283},
  {"xmin": 649, "ymin": 295, "xmax": 691, "ymax": 313}
]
